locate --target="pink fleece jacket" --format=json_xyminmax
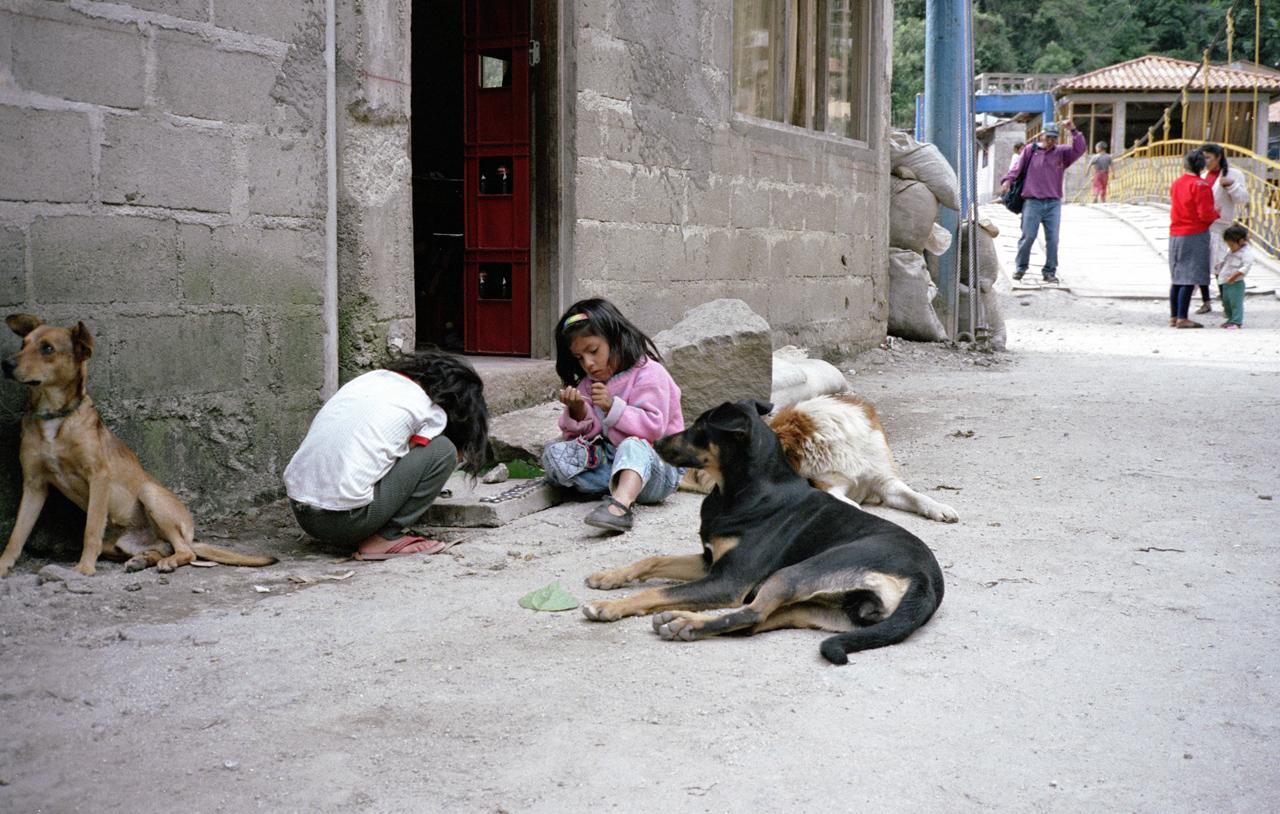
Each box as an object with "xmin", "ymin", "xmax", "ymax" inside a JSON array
[{"xmin": 557, "ymin": 357, "xmax": 684, "ymax": 446}]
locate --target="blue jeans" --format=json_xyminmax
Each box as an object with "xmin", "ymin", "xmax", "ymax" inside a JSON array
[
  {"xmin": 1015, "ymin": 197, "xmax": 1062, "ymax": 278},
  {"xmin": 542, "ymin": 436, "xmax": 681, "ymax": 504}
]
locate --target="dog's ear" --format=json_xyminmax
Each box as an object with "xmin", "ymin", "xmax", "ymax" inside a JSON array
[
  {"xmin": 750, "ymin": 400, "xmax": 773, "ymax": 416},
  {"xmin": 704, "ymin": 402, "xmax": 751, "ymax": 435},
  {"xmin": 6, "ymin": 314, "xmax": 42, "ymax": 338},
  {"xmin": 70, "ymin": 322, "xmax": 94, "ymax": 362}
]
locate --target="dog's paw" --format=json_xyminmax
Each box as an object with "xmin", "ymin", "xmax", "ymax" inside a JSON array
[
  {"xmin": 581, "ymin": 600, "xmax": 625, "ymax": 622},
  {"xmin": 585, "ymin": 569, "xmax": 630, "ymax": 590},
  {"xmin": 652, "ymin": 611, "xmax": 703, "ymax": 641},
  {"xmin": 124, "ymin": 556, "xmax": 149, "ymax": 573},
  {"xmin": 930, "ymin": 504, "xmax": 960, "ymax": 523},
  {"xmin": 0, "ymin": 563, "xmax": 12, "ymax": 578},
  {"xmin": 73, "ymin": 562, "xmax": 96, "ymax": 577}
]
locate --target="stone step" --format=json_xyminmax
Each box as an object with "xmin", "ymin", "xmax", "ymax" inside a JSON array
[
  {"xmin": 422, "ymin": 471, "xmax": 565, "ymax": 528},
  {"xmin": 466, "ymin": 356, "xmax": 560, "ymax": 416}
]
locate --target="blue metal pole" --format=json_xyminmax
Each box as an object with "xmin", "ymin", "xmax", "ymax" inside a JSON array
[{"xmin": 923, "ymin": 0, "xmax": 968, "ymax": 335}]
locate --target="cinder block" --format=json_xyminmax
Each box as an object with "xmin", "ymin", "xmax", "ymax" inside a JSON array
[
  {"xmin": 110, "ymin": 313, "xmax": 246, "ymax": 397},
  {"xmin": 728, "ymin": 229, "xmax": 770, "ymax": 281},
  {"xmin": 575, "ymin": 159, "xmax": 635, "ymax": 223},
  {"xmin": 245, "ymin": 135, "xmax": 325, "ymax": 217},
  {"xmin": 274, "ymin": 312, "xmax": 327, "ymax": 391},
  {"xmin": 617, "ymin": 224, "xmax": 665, "ymax": 282},
  {"xmin": 0, "ymin": 105, "xmax": 93, "ymax": 203},
  {"xmin": 0, "ymin": 228, "xmax": 24, "ymax": 306},
  {"xmin": 670, "ymin": 227, "xmax": 709, "ymax": 282},
  {"xmin": 101, "ymin": 116, "xmax": 233, "ymax": 212},
  {"xmin": 575, "ymin": 28, "xmax": 632, "ymax": 100},
  {"xmin": 729, "ymin": 181, "xmax": 772, "ymax": 229},
  {"xmin": 685, "ymin": 172, "xmax": 730, "ymax": 227},
  {"xmin": 215, "ymin": 0, "xmax": 323, "ymax": 43},
  {"xmin": 632, "ymin": 167, "xmax": 685, "ymax": 224},
  {"xmin": 155, "ymin": 33, "xmax": 280, "ymax": 122},
  {"xmin": 180, "ymin": 223, "xmax": 325, "ymax": 306},
  {"xmin": 572, "ymin": 220, "xmax": 609, "ymax": 277},
  {"xmin": 703, "ymin": 228, "xmax": 737, "ymax": 280},
  {"xmin": 423, "ymin": 474, "xmax": 564, "ymax": 528},
  {"xmin": 123, "ymin": 0, "xmax": 208, "ymax": 22},
  {"xmin": 11, "ymin": 12, "xmax": 145, "ymax": 109},
  {"xmin": 770, "ymin": 186, "xmax": 805, "ymax": 231},
  {"xmin": 31, "ymin": 215, "xmax": 177, "ymax": 304},
  {"xmin": 803, "ymin": 188, "xmax": 844, "ymax": 231}
]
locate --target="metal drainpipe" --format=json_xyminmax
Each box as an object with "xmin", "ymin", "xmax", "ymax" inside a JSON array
[
  {"xmin": 923, "ymin": 0, "xmax": 963, "ymax": 338},
  {"xmin": 963, "ymin": 0, "xmax": 986, "ymax": 348},
  {"xmin": 322, "ymin": 0, "xmax": 339, "ymax": 398}
]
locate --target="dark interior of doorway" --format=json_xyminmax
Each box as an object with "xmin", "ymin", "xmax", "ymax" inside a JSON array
[
  {"xmin": 1124, "ymin": 102, "xmax": 1181, "ymax": 149},
  {"xmin": 412, "ymin": 2, "xmax": 464, "ymax": 351}
]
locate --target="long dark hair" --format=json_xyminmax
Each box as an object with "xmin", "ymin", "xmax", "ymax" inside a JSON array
[
  {"xmin": 1201, "ymin": 142, "xmax": 1229, "ymax": 174},
  {"xmin": 553, "ymin": 298, "xmax": 662, "ymax": 385},
  {"xmin": 388, "ymin": 351, "xmax": 489, "ymax": 472},
  {"xmin": 1183, "ymin": 149, "xmax": 1206, "ymax": 175}
]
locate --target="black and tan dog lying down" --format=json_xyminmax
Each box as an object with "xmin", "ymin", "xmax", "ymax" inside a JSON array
[{"xmin": 582, "ymin": 400, "xmax": 943, "ymax": 664}]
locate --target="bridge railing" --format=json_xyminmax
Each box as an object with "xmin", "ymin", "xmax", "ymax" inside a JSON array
[{"xmin": 1076, "ymin": 138, "xmax": 1280, "ymax": 258}]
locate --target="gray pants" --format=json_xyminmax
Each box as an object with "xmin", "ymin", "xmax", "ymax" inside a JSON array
[{"xmin": 291, "ymin": 437, "xmax": 457, "ymax": 547}]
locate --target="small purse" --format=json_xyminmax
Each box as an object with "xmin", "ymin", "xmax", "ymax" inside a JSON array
[{"xmin": 543, "ymin": 435, "xmax": 603, "ymax": 479}]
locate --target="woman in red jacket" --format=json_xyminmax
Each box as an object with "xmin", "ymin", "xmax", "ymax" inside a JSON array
[{"xmin": 1167, "ymin": 150, "xmax": 1219, "ymax": 328}]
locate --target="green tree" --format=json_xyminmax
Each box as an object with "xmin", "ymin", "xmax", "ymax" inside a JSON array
[
  {"xmin": 1030, "ymin": 41, "xmax": 1074, "ymax": 74},
  {"xmin": 973, "ymin": 10, "xmax": 1016, "ymax": 74},
  {"xmin": 891, "ymin": 14, "xmax": 926, "ymax": 127}
]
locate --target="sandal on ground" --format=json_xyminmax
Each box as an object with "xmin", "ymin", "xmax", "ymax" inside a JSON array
[
  {"xmin": 1195, "ymin": 303, "xmax": 1212, "ymax": 314},
  {"xmin": 584, "ymin": 497, "xmax": 634, "ymax": 532},
  {"xmin": 353, "ymin": 535, "xmax": 447, "ymax": 560},
  {"xmin": 1174, "ymin": 319, "xmax": 1203, "ymax": 329},
  {"xmin": 1169, "ymin": 317, "xmax": 1178, "ymax": 327}
]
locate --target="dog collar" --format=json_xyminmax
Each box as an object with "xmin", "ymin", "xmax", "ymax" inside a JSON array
[{"xmin": 32, "ymin": 397, "xmax": 83, "ymax": 421}]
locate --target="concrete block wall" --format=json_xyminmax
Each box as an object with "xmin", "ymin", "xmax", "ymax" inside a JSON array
[
  {"xmin": 570, "ymin": 0, "xmax": 892, "ymax": 357},
  {"xmin": 332, "ymin": 0, "xmax": 416, "ymax": 378},
  {"xmin": 0, "ymin": 0, "xmax": 329, "ymax": 523}
]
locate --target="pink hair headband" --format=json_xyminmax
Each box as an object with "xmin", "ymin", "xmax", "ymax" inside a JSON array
[{"xmin": 563, "ymin": 313, "xmax": 588, "ymax": 327}]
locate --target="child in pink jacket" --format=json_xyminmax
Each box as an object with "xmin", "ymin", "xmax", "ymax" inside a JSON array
[{"xmin": 542, "ymin": 298, "xmax": 684, "ymax": 533}]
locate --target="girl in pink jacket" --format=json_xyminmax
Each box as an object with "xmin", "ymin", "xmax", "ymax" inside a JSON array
[{"xmin": 542, "ymin": 298, "xmax": 684, "ymax": 533}]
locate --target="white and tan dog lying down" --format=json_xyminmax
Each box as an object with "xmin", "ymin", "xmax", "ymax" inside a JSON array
[{"xmin": 681, "ymin": 393, "xmax": 959, "ymax": 523}]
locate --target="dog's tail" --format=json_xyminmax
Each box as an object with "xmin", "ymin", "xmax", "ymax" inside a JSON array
[
  {"xmin": 819, "ymin": 577, "xmax": 940, "ymax": 665},
  {"xmin": 191, "ymin": 543, "xmax": 277, "ymax": 568}
]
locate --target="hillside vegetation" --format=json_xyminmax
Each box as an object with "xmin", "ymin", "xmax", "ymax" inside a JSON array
[{"xmin": 892, "ymin": 0, "xmax": 1280, "ymax": 125}]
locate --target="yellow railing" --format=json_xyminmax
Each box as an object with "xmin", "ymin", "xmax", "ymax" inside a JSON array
[{"xmin": 1078, "ymin": 139, "xmax": 1280, "ymax": 258}]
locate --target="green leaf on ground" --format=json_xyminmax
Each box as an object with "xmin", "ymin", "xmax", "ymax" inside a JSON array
[
  {"xmin": 517, "ymin": 580, "xmax": 579, "ymax": 612},
  {"xmin": 507, "ymin": 459, "xmax": 545, "ymax": 479}
]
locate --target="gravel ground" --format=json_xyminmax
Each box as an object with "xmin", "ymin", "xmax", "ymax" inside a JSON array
[{"xmin": 0, "ymin": 290, "xmax": 1277, "ymax": 813}]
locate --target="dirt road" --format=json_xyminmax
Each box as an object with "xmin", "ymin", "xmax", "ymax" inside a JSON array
[{"xmin": 1, "ymin": 291, "xmax": 1277, "ymax": 813}]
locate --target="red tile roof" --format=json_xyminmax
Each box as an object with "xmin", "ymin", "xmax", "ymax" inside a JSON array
[{"xmin": 1056, "ymin": 55, "xmax": 1280, "ymax": 94}]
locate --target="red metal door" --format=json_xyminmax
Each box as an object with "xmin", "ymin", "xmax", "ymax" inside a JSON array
[{"xmin": 462, "ymin": 0, "xmax": 530, "ymax": 354}]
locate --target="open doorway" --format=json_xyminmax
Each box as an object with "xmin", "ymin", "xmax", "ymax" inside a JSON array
[
  {"xmin": 411, "ymin": 2, "xmax": 465, "ymax": 351},
  {"xmin": 412, "ymin": 0, "xmax": 534, "ymax": 356}
]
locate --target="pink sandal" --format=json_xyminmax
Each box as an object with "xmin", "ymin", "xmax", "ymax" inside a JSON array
[{"xmin": 353, "ymin": 535, "xmax": 447, "ymax": 560}]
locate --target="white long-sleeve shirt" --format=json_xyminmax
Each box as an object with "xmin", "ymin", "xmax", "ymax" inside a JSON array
[
  {"xmin": 284, "ymin": 370, "xmax": 447, "ymax": 510},
  {"xmin": 1209, "ymin": 166, "xmax": 1249, "ymax": 225},
  {"xmin": 1215, "ymin": 244, "xmax": 1254, "ymax": 285}
]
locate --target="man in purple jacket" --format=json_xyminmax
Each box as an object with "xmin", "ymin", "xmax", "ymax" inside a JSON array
[{"xmin": 1000, "ymin": 120, "xmax": 1087, "ymax": 283}]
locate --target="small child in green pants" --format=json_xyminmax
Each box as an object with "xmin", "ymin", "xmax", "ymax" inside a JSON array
[{"xmin": 1215, "ymin": 224, "xmax": 1253, "ymax": 330}]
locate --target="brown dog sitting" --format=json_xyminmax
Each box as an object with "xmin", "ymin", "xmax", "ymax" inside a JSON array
[{"xmin": 0, "ymin": 314, "xmax": 276, "ymax": 576}]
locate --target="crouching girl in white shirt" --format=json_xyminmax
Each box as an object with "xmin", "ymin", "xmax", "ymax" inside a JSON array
[{"xmin": 284, "ymin": 352, "xmax": 489, "ymax": 559}]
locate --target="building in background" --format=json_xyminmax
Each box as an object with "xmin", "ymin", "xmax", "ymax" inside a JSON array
[{"xmin": 0, "ymin": 0, "xmax": 894, "ymax": 522}]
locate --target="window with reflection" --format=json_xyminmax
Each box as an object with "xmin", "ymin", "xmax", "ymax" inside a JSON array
[
  {"xmin": 479, "ymin": 51, "xmax": 510, "ymax": 89},
  {"xmin": 732, "ymin": 0, "xmax": 871, "ymax": 141}
]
